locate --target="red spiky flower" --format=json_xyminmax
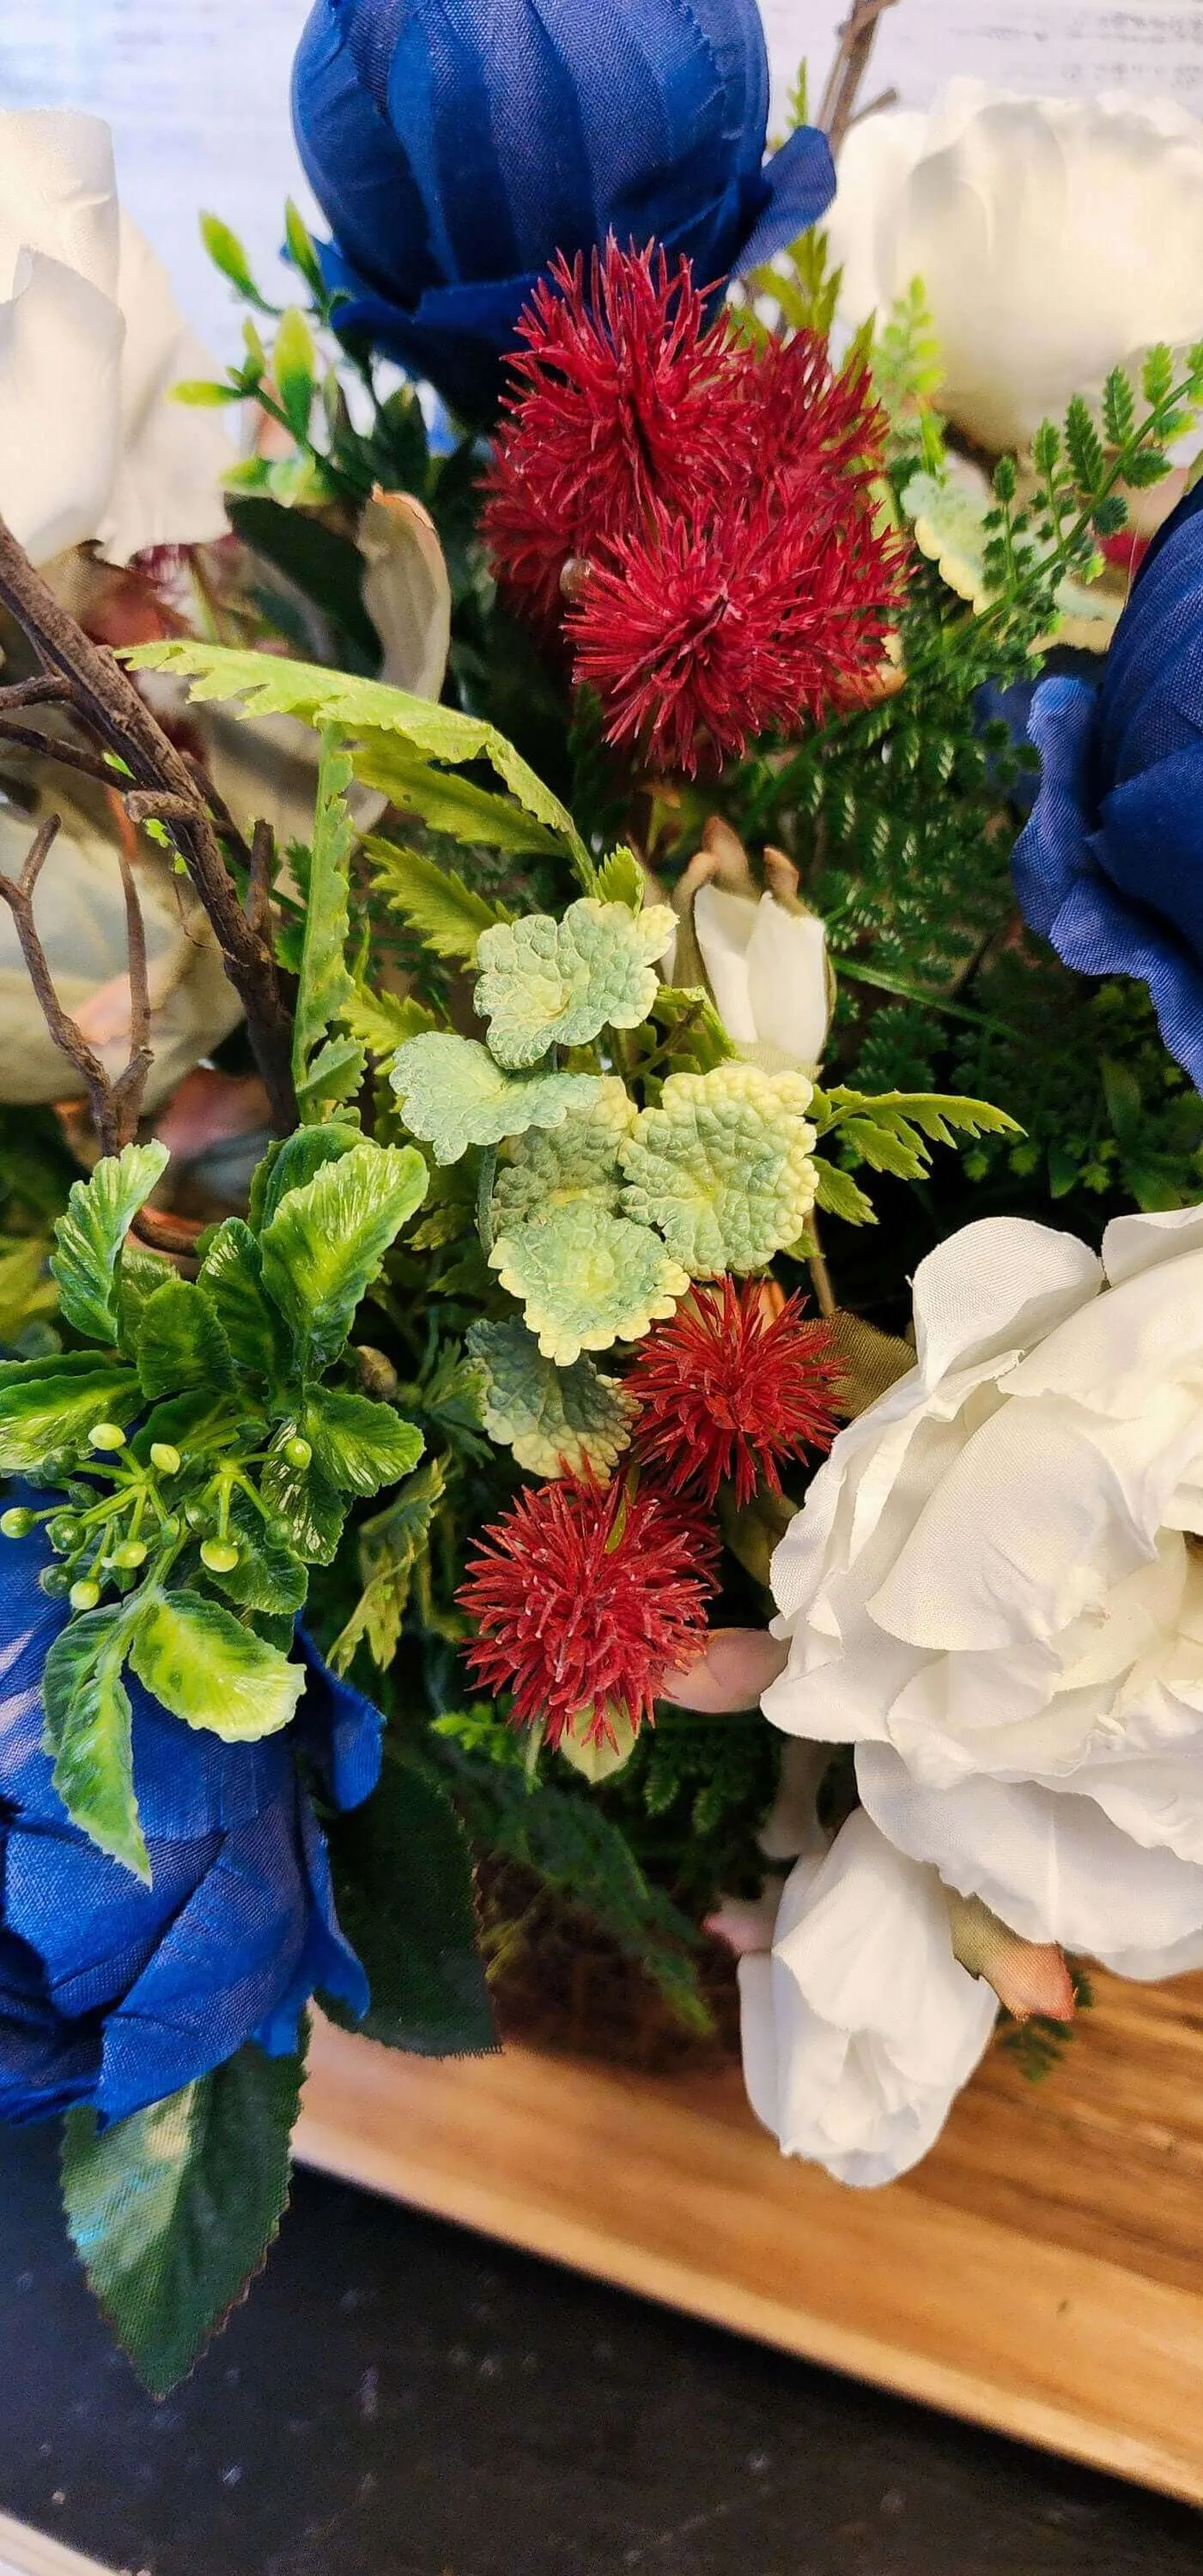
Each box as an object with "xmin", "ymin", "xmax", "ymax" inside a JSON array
[
  {"xmin": 457, "ymin": 1474, "xmax": 718, "ymax": 1747},
  {"xmin": 627, "ymin": 1280, "xmax": 843, "ymax": 1508},
  {"xmin": 569, "ymin": 487, "xmax": 901, "ymax": 774},
  {"xmin": 482, "ymin": 241, "xmax": 745, "ymax": 627}
]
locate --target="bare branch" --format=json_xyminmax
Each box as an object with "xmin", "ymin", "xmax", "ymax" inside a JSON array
[
  {"xmin": 248, "ymin": 817, "xmax": 276, "ymax": 944},
  {"xmin": 818, "ymin": 0, "xmax": 898, "ymax": 151},
  {"xmin": 0, "ymin": 514, "xmax": 298, "ymax": 1135},
  {"xmin": 0, "ymin": 675, "xmax": 73, "ymax": 714},
  {"xmin": 0, "ymin": 817, "xmax": 126, "ymax": 1156},
  {"xmin": 108, "ymin": 823, "xmax": 154, "ymax": 1136},
  {"xmin": 0, "ymin": 714, "xmax": 118, "ymax": 786}
]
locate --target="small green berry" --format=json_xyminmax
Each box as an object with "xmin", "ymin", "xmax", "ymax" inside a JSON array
[
  {"xmin": 0, "ymin": 1507, "xmax": 37, "ymax": 1538},
  {"xmin": 46, "ymin": 1515, "xmax": 82, "ymax": 1551},
  {"xmin": 150, "ymin": 1443, "xmax": 181, "ymax": 1476},
  {"xmin": 88, "ymin": 1421, "xmax": 127, "ymax": 1453},
  {"xmin": 112, "ymin": 1539, "xmax": 148, "ymax": 1570},
  {"xmin": 70, "ymin": 1578, "xmax": 102, "ymax": 1611},
  {"xmin": 39, "ymin": 1566, "xmax": 70, "ymax": 1598},
  {"xmin": 159, "ymin": 1513, "xmax": 182, "ymax": 1542},
  {"xmin": 200, "ymin": 1538, "xmax": 240, "ymax": 1574},
  {"xmin": 283, "ymin": 1434, "xmax": 312, "ymax": 1471}
]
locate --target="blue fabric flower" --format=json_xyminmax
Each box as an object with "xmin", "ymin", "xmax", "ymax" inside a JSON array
[
  {"xmin": 291, "ymin": 0, "xmax": 835, "ymax": 419},
  {"xmin": 1012, "ymin": 482, "xmax": 1203, "ymax": 1089},
  {"xmin": 0, "ymin": 1519, "xmax": 382, "ymax": 2128}
]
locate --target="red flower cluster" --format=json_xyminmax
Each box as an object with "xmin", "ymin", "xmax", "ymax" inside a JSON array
[
  {"xmin": 483, "ymin": 242, "xmax": 903, "ymax": 773},
  {"xmin": 627, "ymin": 1279, "xmax": 842, "ymax": 1507},
  {"xmin": 458, "ymin": 1475, "xmax": 717, "ymax": 1748}
]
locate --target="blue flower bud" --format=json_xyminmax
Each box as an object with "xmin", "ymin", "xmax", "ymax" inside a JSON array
[{"xmin": 291, "ymin": 0, "xmax": 834, "ymax": 419}]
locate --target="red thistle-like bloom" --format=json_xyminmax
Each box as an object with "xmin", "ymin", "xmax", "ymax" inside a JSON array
[
  {"xmin": 457, "ymin": 1474, "xmax": 718, "ymax": 1747},
  {"xmin": 482, "ymin": 241, "xmax": 744, "ymax": 626},
  {"xmin": 627, "ymin": 1280, "xmax": 843, "ymax": 1508},
  {"xmin": 570, "ymin": 487, "xmax": 902, "ymax": 774}
]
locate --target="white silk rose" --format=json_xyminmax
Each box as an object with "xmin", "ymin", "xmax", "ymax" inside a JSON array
[
  {"xmin": 663, "ymin": 820, "xmax": 831, "ymax": 1073},
  {"xmin": 738, "ymin": 1808, "xmax": 998, "ymax": 2187},
  {"xmin": 0, "ymin": 109, "xmax": 229, "ymax": 565},
  {"xmin": 764, "ymin": 1207, "xmax": 1203, "ymax": 1983},
  {"xmin": 827, "ymin": 81, "xmax": 1203, "ymax": 455}
]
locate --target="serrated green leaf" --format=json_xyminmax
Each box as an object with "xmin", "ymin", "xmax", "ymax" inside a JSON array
[
  {"xmin": 208, "ymin": 1490, "xmax": 308, "ymax": 1617},
  {"xmin": 366, "ymin": 839, "xmax": 508, "ymax": 963},
  {"xmin": 129, "ymin": 1592, "xmax": 305, "ymax": 1740},
  {"xmin": 197, "ymin": 1221, "xmax": 285, "ymax": 1382},
  {"xmin": 344, "ymin": 985, "xmax": 438, "ymax": 1059},
  {"xmin": 619, "ymin": 1064, "xmax": 819, "ymax": 1276},
  {"xmin": 304, "ymin": 1386, "xmax": 424, "ymax": 1497},
  {"xmin": 248, "ymin": 1121, "xmax": 362, "ymax": 1236},
  {"xmin": 490, "ymin": 1202, "xmax": 688, "ymax": 1366},
  {"xmin": 391, "ymin": 1033, "xmax": 602, "ymax": 1166},
  {"xmin": 491, "ymin": 1078, "xmax": 635, "ymax": 1228},
  {"xmin": 647, "ymin": 984, "xmax": 736, "ymax": 1074},
  {"xmin": 823, "ymin": 1090, "xmax": 1021, "ymax": 1183},
  {"xmin": 43, "ymin": 1608, "xmax": 147, "ymax": 1882},
  {"xmin": 261, "ymin": 1432, "xmax": 344, "ymax": 1565},
  {"xmin": 353, "ymin": 741, "xmax": 561, "ymax": 854},
  {"xmin": 813, "ymin": 1160, "xmax": 878, "ymax": 1226},
  {"xmin": 260, "ymin": 1139, "xmax": 427, "ymax": 1364},
  {"xmin": 1102, "ymin": 368, "xmax": 1136, "ymax": 449},
  {"xmin": 467, "ymin": 1317, "xmax": 637, "ymax": 1477},
  {"xmin": 293, "ymin": 731, "xmax": 366, "ymax": 1122},
  {"xmin": 0, "ymin": 1353, "xmax": 141, "ymax": 1475},
  {"xmin": 475, "ymin": 898, "xmax": 673, "ymax": 1069},
  {"xmin": 63, "ymin": 2039, "xmax": 303, "ymax": 2397},
  {"xmin": 1142, "ymin": 343, "xmax": 1175, "ymax": 409},
  {"xmin": 121, "ymin": 642, "xmax": 592, "ymax": 872},
  {"xmin": 1064, "ymin": 393, "xmax": 1105, "ymax": 496},
  {"xmin": 117, "ymin": 1244, "xmax": 174, "ymax": 1358},
  {"xmin": 136, "ymin": 1279, "xmax": 235, "ymax": 1401},
  {"xmin": 50, "ymin": 1144, "xmax": 170, "ymax": 1346},
  {"xmin": 329, "ymin": 1455, "xmax": 446, "ymax": 1674},
  {"xmin": 593, "ymin": 847, "xmax": 645, "ymax": 909},
  {"xmin": 323, "ymin": 1757, "xmax": 495, "ymax": 2054}
]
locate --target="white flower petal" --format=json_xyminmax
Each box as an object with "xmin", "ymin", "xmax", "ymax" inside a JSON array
[
  {"xmin": 0, "ymin": 250, "xmax": 121, "ymax": 562},
  {"xmin": 96, "ymin": 212, "xmax": 230, "ymax": 562},
  {"xmin": 692, "ymin": 883, "xmax": 759, "ymax": 1047}
]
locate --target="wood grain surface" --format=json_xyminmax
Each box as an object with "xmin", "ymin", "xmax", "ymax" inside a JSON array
[{"xmin": 296, "ymin": 1966, "xmax": 1203, "ymax": 2504}]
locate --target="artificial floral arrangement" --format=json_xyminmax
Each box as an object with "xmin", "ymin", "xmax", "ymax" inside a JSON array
[{"xmin": 4, "ymin": 0, "xmax": 1203, "ymax": 2390}]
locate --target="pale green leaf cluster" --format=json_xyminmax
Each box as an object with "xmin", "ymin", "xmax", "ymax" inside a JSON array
[
  {"xmin": 619, "ymin": 1065, "xmax": 819, "ymax": 1274},
  {"xmin": 390, "ymin": 1033, "xmax": 603, "ymax": 1164},
  {"xmin": 489, "ymin": 1201, "xmax": 688, "ymax": 1367},
  {"xmin": 466, "ymin": 1318, "xmax": 637, "ymax": 1478},
  {"xmin": 474, "ymin": 898, "xmax": 674, "ymax": 1069}
]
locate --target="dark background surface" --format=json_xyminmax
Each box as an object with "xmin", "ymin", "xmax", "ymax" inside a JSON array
[{"xmin": 1, "ymin": 2121, "xmax": 1201, "ymax": 2576}]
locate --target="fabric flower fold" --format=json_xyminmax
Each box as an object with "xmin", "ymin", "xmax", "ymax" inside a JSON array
[
  {"xmin": 291, "ymin": 0, "xmax": 834, "ymax": 419},
  {"xmin": 0, "ymin": 1521, "xmax": 381, "ymax": 2127},
  {"xmin": 763, "ymin": 1206, "xmax": 1203, "ymax": 1984},
  {"xmin": 738, "ymin": 1809, "xmax": 997, "ymax": 2187}
]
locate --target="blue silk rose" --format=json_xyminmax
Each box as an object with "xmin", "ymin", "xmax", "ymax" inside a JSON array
[
  {"xmin": 291, "ymin": 0, "xmax": 835, "ymax": 418},
  {"xmin": 1013, "ymin": 483, "xmax": 1203, "ymax": 1091},
  {"xmin": 0, "ymin": 1516, "xmax": 380, "ymax": 2128}
]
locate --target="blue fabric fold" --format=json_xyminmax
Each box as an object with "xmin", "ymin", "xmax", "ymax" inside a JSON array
[
  {"xmin": 1012, "ymin": 487, "xmax": 1203, "ymax": 1091},
  {"xmin": 291, "ymin": 0, "xmax": 835, "ymax": 417},
  {"xmin": 0, "ymin": 1519, "xmax": 383, "ymax": 2127}
]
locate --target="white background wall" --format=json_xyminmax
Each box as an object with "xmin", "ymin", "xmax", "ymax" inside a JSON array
[{"xmin": 3, "ymin": 0, "xmax": 1203, "ymax": 360}]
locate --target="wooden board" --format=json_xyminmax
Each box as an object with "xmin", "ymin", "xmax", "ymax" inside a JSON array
[{"xmin": 295, "ymin": 1965, "xmax": 1203, "ymax": 2504}]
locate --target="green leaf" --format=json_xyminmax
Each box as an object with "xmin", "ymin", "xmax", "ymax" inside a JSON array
[
  {"xmin": 647, "ymin": 983, "xmax": 736, "ymax": 1074},
  {"xmin": 1064, "ymin": 392, "xmax": 1105, "ymax": 496},
  {"xmin": 353, "ymin": 742, "xmax": 561, "ymax": 855},
  {"xmin": 260, "ymin": 1138, "xmax": 428, "ymax": 1364},
  {"xmin": 272, "ymin": 307, "xmax": 316, "ymax": 440},
  {"xmin": 391, "ymin": 1033, "xmax": 603, "ymax": 1166},
  {"xmin": 490, "ymin": 1201, "xmax": 688, "ymax": 1366},
  {"xmin": 619, "ymin": 1065, "xmax": 819, "ymax": 1276},
  {"xmin": 42, "ymin": 1608, "xmax": 147, "ymax": 1882},
  {"xmin": 491, "ymin": 1078, "xmax": 635, "ymax": 1228},
  {"xmin": 197, "ymin": 1220, "xmax": 285, "ymax": 1382},
  {"xmin": 475, "ymin": 897, "xmax": 674, "ymax": 1069},
  {"xmin": 121, "ymin": 641, "xmax": 594, "ymax": 875},
  {"xmin": 304, "ymin": 1386, "xmax": 424, "ymax": 1496},
  {"xmin": 63, "ymin": 2038, "xmax": 303, "ymax": 2397},
  {"xmin": 821, "ymin": 1089, "xmax": 1021, "ymax": 1182},
  {"xmin": 117, "ymin": 1244, "xmax": 175, "ymax": 1357},
  {"xmin": 344, "ymin": 984, "xmax": 437, "ymax": 1059},
  {"xmin": 324, "ymin": 1758, "xmax": 495, "ymax": 2055},
  {"xmin": 593, "ymin": 846, "xmax": 645, "ymax": 909},
  {"xmin": 365, "ymin": 838, "xmax": 510, "ymax": 963},
  {"xmin": 136, "ymin": 1279, "xmax": 235, "ymax": 1401},
  {"xmin": 198, "ymin": 211, "xmax": 261, "ymax": 301},
  {"xmin": 329, "ymin": 1456, "xmax": 446, "ymax": 1673},
  {"xmin": 467, "ymin": 1317, "xmax": 637, "ymax": 1478},
  {"xmin": 209, "ymin": 1490, "xmax": 308, "ymax": 1617},
  {"xmin": 0, "ymin": 1352, "xmax": 141, "ymax": 1474},
  {"xmin": 1102, "ymin": 368, "xmax": 1136, "ymax": 449},
  {"xmin": 50, "ymin": 1143, "xmax": 170, "ymax": 1346},
  {"xmin": 293, "ymin": 731, "xmax": 367, "ymax": 1121},
  {"xmin": 812, "ymin": 1159, "xmax": 878, "ymax": 1227},
  {"xmin": 283, "ymin": 197, "xmax": 325, "ymax": 300},
  {"xmin": 129, "ymin": 1593, "xmax": 305, "ymax": 1740},
  {"xmin": 261, "ymin": 1433, "xmax": 344, "ymax": 1566},
  {"xmin": 1142, "ymin": 343, "xmax": 1176, "ymax": 409},
  {"xmin": 0, "ymin": 1237, "xmax": 58, "ymax": 1341},
  {"xmin": 248, "ymin": 1121, "xmax": 362, "ymax": 1236}
]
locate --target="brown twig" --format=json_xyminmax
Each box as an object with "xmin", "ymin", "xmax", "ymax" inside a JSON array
[
  {"xmin": 818, "ymin": 0, "xmax": 899, "ymax": 151},
  {"xmin": 0, "ymin": 815, "xmax": 145, "ymax": 1157},
  {"xmin": 0, "ymin": 715, "xmax": 117, "ymax": 785},
  {"xmin": 248, "ymin": 817, "xmax": 276, "ymax": 945},
  {"xmin": 0, "ymin": 514, "xmax": 297, "ymax": 1133}
]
